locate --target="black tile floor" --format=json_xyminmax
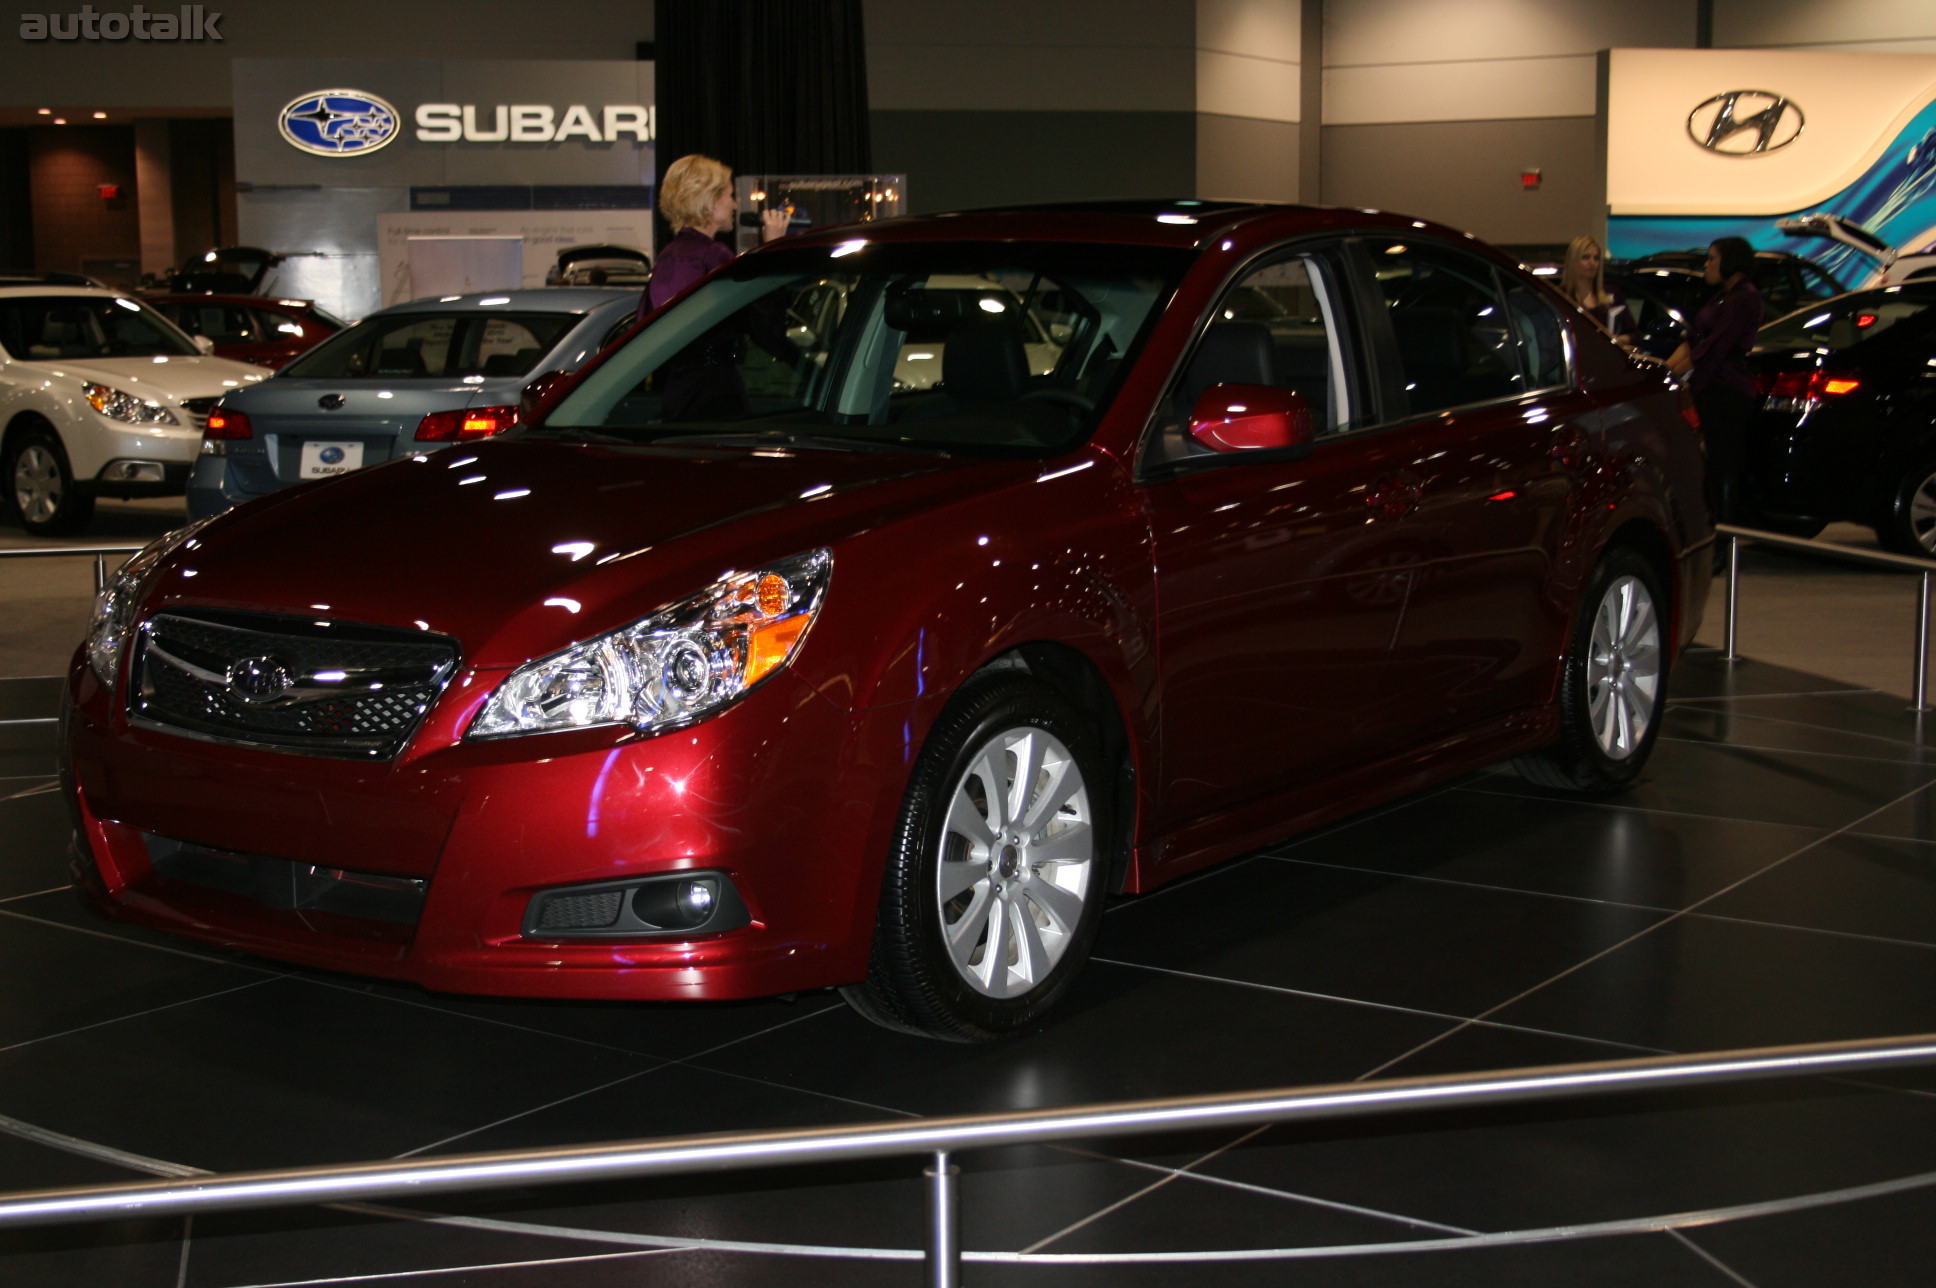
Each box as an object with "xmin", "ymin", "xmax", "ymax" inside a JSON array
[{"xmin": 3, "ymin": 647, "xmax": 1936, "ymax": 1285}]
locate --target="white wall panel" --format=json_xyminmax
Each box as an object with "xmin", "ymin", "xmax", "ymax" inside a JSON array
[
  {"xmin": 1198, "ymin": 0, "xmax": 1301, "ymax": 63},
  {"xmin": 1325, "ymin": 55, "xmax": 1597, "ymax": 125},
  {"xmin": 1325, "ymin": 0, "xmax": 1689, "ymax": 68},
  {"xmin": 1607, "ymin": 48, "xmax": 1936, "ymax": 215},
  {"xmin": 1716, "ymin": 0, "xmax": 1936, "ymax": 50},
  {"xmin": 1198, "ymin": 49, "xmax": 1300, "ymax": 122}
]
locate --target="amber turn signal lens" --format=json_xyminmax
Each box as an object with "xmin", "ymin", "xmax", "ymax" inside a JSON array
[{"xmin": 745, "ymin": 614, "xmax": 808, "ymax": 684}]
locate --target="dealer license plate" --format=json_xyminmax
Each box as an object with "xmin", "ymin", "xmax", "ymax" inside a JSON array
[{"xmin": 299, "ymin": 441, "xmax": 364, "ymax": 478}]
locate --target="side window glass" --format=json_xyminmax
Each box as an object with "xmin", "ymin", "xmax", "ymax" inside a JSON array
[
  {"xmin": 1500, "ymin": 277, "xmax": 1569, "ymax": 390},
  {"xmin": 1365, "ymin": 240, "xmax": 1521, "ymax": 415},
  {"xmin": 1148, "ymin": 252, "xmax": 1348, "ymax": 466}
]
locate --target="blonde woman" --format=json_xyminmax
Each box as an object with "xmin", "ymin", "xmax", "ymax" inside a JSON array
[
  {"xmin": 1557, "ymin": 235, "xmax": 1631, "ymax": 343},
  {"xmin": 642, "ymin": 154, "xmax": 789, "ymax": 317}
]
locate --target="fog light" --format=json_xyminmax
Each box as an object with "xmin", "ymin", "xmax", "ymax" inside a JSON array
[
  {"xmin": 633, "ymin": 877, "xmax": 718, "ymax": 931},
  {"xmin": 105, "ymin": 460, "xmax": 164, "ymax": 482}
]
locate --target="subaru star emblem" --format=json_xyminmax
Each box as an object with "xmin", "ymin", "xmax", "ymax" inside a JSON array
[
  {"xmin": 318, "ymin": 446, "xmax": 346, "ymax": 466},
  {"xmin": 1687, "ymin": 90, "xmax": 1804, "ymax": 155},
  {"xmin": 318, "ymin": 393, "xmax": 345, "ymax": 410},
  {"xmin": 278, "ymin": 89, "xmax": 401, "ymax": 158},
  {"xmin": 227, "ymin": 656, "xmax": 295, "ymax": 704}
]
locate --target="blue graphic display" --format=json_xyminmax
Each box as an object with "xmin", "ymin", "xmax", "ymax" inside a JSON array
[
  {"xmin": 278, "ymin": 90, "xmax": 400, "ymax": 158},
  {"xmin": 1611, "ymin": 95, "xmax": 1936, "ymax": 280}
]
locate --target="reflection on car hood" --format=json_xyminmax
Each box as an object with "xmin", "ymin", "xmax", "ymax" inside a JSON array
[
  {"xmin": 20, "ymin": 355, "xmax": 267, "ymax": 400},
  {"xmin": 153, "ymin": 438, "xmax": 1029, "ymax": 669}
]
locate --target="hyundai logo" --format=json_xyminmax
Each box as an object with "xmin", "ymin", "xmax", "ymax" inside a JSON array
[
  {"xmin": 1687, "ymin": 90, "xmax": 1804, "ymax": 155},
  {"xmin": 227, "ymin": 656, "xmax": 295, "ymax": 704},
  {"xmin": 278, "ymin": 89, "xmax": 401, "ymax": 158}
]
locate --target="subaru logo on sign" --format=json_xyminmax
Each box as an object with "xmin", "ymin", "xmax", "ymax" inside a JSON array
[
  {"xmin": 226, "ymin": 656, "xmax": 295, "ymax": 704},
  {"xmin": 1687, "ymin": 90, "xmax": 1804, "ymax": 155},
  {"xmin": 318, "ymin": 446, "xmax": 346, "ymax": 466},
  {"xmin": 278, "ymin": 89, "xmax": 401, "ymax": 157}
]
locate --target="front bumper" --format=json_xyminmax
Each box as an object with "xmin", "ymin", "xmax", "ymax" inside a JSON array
[{"xmin": 64, "ymin": 660, "xmax": 914, "ymax": 1002}]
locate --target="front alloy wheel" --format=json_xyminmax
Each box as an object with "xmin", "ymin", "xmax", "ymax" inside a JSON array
[
  {"xmin": 8, "ymin": 429, "xmax": 93, "ymax": 536},
  {"xmin": 844, "ymin": 674, "xmax": 1108, "ymax": 1040},
  {"xmin": 1515, "ymin": 548, "xmax": 1666, "ymax": 792}
]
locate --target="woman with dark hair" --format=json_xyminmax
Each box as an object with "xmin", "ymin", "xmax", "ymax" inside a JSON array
[{"xmin": 1668, "ymin": 236, "xmax": 1762, "ymax": 523}]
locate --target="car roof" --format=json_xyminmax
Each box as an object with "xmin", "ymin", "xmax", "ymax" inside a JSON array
[
  {"xmin": 765, "ymin": 199, "xmax": 1466, "ymax": 254},
  {"xmin": 0, "ymin": 284, "xmax": 137, "ymax": 300},
  {"xmin": 144, "ymin": 292, "xmax": 321, "ymax": 309},
  {"xmin": 374, "ymin": 287, "xmax": 642, "ymax": 316}
]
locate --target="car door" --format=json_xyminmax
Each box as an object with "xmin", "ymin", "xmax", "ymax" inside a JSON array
[
  {"xmin": 1143, "ymin": 248, "xmax": 1424, "ymax": 829},
  {"xmin": 1350, "ymin": 236, "xmax": 1591, "ymax": 738}
]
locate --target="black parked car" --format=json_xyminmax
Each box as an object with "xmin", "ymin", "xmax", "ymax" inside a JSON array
[
  {"xmin": 1623, "ymin": 248, "xmax": 1846, "ymax": 320},
  {"xmin": 1742, "ymin": 284, "xmax": 1936, "ymax": 551}
]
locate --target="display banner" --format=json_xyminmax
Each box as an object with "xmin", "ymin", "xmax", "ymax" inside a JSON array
[{"xmin": 1606, "ymin": 48, "xmax": 1936, "ymax": 280}]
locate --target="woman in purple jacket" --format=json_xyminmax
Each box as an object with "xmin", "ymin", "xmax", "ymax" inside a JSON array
[{"xmin": 1668, "ymin": 236, "xmax": 1763, "ymax": 524}]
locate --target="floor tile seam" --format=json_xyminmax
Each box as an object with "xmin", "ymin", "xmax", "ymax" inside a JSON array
[
  {"xmin": 283, "ymin": 972, "xmax": 687, "ymax": 1061},
  {"xmin": 1454, "ymin": 782, "xmax": 1884, "ymax": 831},
  {"xmin": 1096, "ymin": 1152, "xmax": 1482, "ymax": 1236},
  {"xmin": 1263, "ymin": 853, "xmax": 1693, "ymax": 916},
  {"xmin": 670, "ymin": 993, "xmax": 855, "ymax": 1064},
  {"xmin": 0, "ymin": 884, "xmax": 65, "ymax": 905},
  {"xmin": 1089, "ymin": 956, "xmax": 1481, "ymax": 1025},
  {"xmin": 1678, "ymin": 907, "xmax": 1936, "ymax": 954},
  {"xmin": 0, "ymin": 716, "xmax": 55, "ymax": 726},
  {"xmin": 1255, "ymin": 778, "xmax": 1476, "ymax": 859},
  {"xmin": 1, "ymin": 780, "xmax": 57, "ymax": 800},
  {"xmin": 1844, "ymin": 824, "xmax": 1936, "ymax": 845},
  {"xmin": 661, "ymin": 1052, "xmax": 925, "ymax": 1122},
  {"xmin": 211, "ymin": 1246, "xmax": 691, "ymax": 1288},
  {"xmin": 1666, "ymin": 703, "xmax": 1936, "ymax": 751},
  {"xmin": 1658, "ymin": 734, "xmax": 1936, "ymax": 767},
  {"xmin": 1018, "ymin": 1125, "xmax": 1277, "ymax": 1255},
  {"xmin": 176, "ymin": 1212, "xmax": 193, "ymax": 1288},
  {"xmin": 1102, "ymin": 849, "xmax": 1270, "ymax": 913},
  {"xmin": 1668, "ymin": 1227, "xmax": 1765, "ymax": 1287},
  {"xmin": 0, "ymin": 901, "xmax": 293, "ymax": 973},
  {"xmin": 390, "ymin": 1063, "xmax": 672, "ymax": 1160},
  {"xmin": 1425, "ymin": 774, "xmax": 1936, "ymax": 1051},
  {"xmin": 0, "ymin": 976, "xmax": 277, "ymax": 1059},
  {"xmin": 0, "ymin": 898, "xmax": 302, "ymax": 968},
  {"xmin": 1667, "ymin": 687, "xmax": 1879, "ymax": 703}
]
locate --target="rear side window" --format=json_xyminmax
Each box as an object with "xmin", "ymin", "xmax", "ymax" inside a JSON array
[
  {"xmin": 1363, "ymin": 240, "xmax": 1560, "ymax": 416},
  {"xmin": 162, "ymin": 302, "xmax": 262, "ymax": 344},
  {"xmin": 283, "ymin": 311, "xmax": 576, "ymax": 379}
]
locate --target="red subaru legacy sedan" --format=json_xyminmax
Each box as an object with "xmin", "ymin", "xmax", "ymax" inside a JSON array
[{"xmin": 63, "ymin": 202, "xmax": 1711, "ymax": 1040}]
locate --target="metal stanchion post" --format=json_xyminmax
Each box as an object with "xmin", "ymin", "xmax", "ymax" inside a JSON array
[
  {"xmin": 1723, "ymin": 533, "xmax": 1741, "ymax": 662},
  {"xmin": 924, "ymin": 1149, "xmax": 960, "ymax": 1288},
  {"xmin": 1916, "ymin": 571, "xmax": 1932, "ymax": 714},
  {"xmin": 93, "ymin": 553, "xmax": 106, "ymax": 596}
]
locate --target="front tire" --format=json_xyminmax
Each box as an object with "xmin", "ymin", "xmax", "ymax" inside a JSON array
[
  {"xmin": 1515, "ymin": 548, "xmax": 1667, "ymax": 792},
  {"xmin": 7, "ymin": 428, "xmax": 94, "ymax": 536},
  {"xmin": 843, "ymin": 675, "xmax": 1107, "ymax": 1041}
]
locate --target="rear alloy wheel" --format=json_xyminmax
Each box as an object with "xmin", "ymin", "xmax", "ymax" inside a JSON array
[
  {"xmin": 7, "ymin": 428, "xmax": 94, "ymax": 536},
  {"xmin": 843, "ymin": 675, "xmax": 1106, "ymax": 1041},
  {"xmin": 1880, "ymin": 457, "xmax": 1936, "ymax": 557},
  {"xmin": 1515, "ymin": 548, "xmax": 1665, "ymax": 792}
]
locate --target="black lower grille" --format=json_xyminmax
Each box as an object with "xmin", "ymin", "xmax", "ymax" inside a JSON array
[
  {"xmin": 131, "ymin": 610, "xmax": 459, "ymax": 758},
  {"xmin": 144, "ymin": 833, "xmax": 427, "ymax": 925}
]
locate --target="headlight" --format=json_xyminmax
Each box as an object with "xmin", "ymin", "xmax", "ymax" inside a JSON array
[
  {"xmin": 86, "ymin": 519, "xmax": 212, "ymax": 690},
  {"xmin": 85, "ymin": 383, "xmax": 179, "ymax": 426},
  {"xmin": 469, "ymin": 549, "xmax": 832, "ymax": 739}
]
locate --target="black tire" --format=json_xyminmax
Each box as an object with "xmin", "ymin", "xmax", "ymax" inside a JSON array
[
  {"xmin": 1514, "ymin": 548, "xmax": 1667, "ymax": 792},
  {"xmin": 842, "ymin": 674, "xmax": 1108, "ymax": 1041},
  {"xmin": 1878, "ymin": 457, "xmax": 1936, "ymax": 558},
  {"xmin": 6, "ymin": 427, "xmax": 94, "ymax": 536}
]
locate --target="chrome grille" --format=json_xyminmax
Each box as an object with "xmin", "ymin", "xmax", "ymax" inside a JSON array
[{"xmin": 131, "ymin": 611, "xmax": 460, "ymax": 758}]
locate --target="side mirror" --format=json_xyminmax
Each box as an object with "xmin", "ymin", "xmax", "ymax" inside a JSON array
[
  {"xmin": 192, "ymin": 334, "xmax": 216, "ymax": 355},
  {"xmin": 1187, "ymin": 383, "xmax": 1315, "ymax": 454},
  {"xmin": 519, "ymin": 369, "xmax": 574, "ymax": 421}
]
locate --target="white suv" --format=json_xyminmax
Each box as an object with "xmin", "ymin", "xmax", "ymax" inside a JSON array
[{"xmin": 0, "ymin": 286, "xmax": 268, "ymax": 534}]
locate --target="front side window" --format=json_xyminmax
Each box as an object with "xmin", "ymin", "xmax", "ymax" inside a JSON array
[
  {"xmin": 541, "ymin": 242, "xmax": 1187, "ymax": 457},
  {"xmin": 1144, "ymin": 251, "xmax": 1354, "ymax": 467},
  {"xmin": 0, "ymin": 296, "xmax": 199, "ymax": 360},
  {"xmin": 1363, "ymin": 240, "xmax": 1552, "ymax": 416},
  {"xmin": 283, "ymin": 312, "xmax": 577, "ymax": 380}
]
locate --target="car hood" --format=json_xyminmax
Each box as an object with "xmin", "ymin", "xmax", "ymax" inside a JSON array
[
  {"xmin": 148, "ymin": 437, "xmax": 1040, "ymax": 669},
  {"xmin": 22, "ymin": 355, "xmax": 267, "ymax": 401}
]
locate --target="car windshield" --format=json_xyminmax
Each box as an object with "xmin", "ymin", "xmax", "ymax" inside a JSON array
[
  {"xmin": 540, "ymin": 242, "xmax": 1188, "ymax": 456},
  {"xmin": 1757, "ymin": 289, "xmax": 1936, "ymax": 351},
  {"xmin": 282, "ymin": 310, "xmax": 578, "ymax": 379},
  {"xmin": 0, "ymin": 295, "xmax": 200, "ymax": 360}
]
